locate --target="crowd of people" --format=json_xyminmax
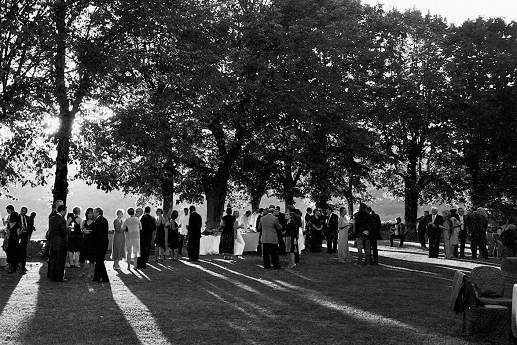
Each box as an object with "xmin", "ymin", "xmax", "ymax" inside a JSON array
[
  {"xmin": 2, "ymin": 199, "xmax": 510, "ymax": 282},
  {"xmin": 416, "ymin": 206, "xmax": 492, "ymax": 260}
]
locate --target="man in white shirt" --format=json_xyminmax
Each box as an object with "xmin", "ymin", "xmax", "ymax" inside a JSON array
[{"xmin": 178, "ymin": 208, "xmax": 189, "ymax": 256}]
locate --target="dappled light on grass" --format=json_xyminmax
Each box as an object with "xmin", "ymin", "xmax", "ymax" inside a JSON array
[
  {"xmin": 0, "ymin": 264, "xmax": 40, "ymax": 343},
  {"xmin": 379, "ymin": 263, "xmax": 453, "ymax": 282},
  {"xmin": 272, "ymin": 280, "xmax": 468, "ymax": 344},
  {"xmin": 108, "ymin": 270, "xmax": 171, "ymax": 345},
  {"xmin": 146, "ymin": 264, "xmax": 162, "ymax": 272},
  {"xmin": 179, "ymin": 259, "xmax": 266, "ymax": 296},
  {"xmin": 204, "ymin": 289, "xmax": 257, "ymax": 319}
]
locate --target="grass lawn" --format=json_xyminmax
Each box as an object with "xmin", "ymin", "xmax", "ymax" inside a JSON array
[{"xmin": 0, "ymin": 241, "xmax": 510, "ymax": 345}]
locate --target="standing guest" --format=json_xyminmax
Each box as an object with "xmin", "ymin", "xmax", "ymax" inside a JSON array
[
  {"xmin": 219, "ymin": 207, "xmax": 236, "ymax": 260},
  {"xmin": 325, "ymin": 206, "xmax": 339, "ymax": 254},
  {"xmin": 255, "ymin": 208, "xmax": 265, "ymax": 255},
  {"xmin": 167, "ymin": 210, "xmax": 180, "ymax": 260},
  {"xmin": 19, "ymin": 206, "xmax": 31, "ymax": 273},
  {"xmin": 28, "ymin": 212, "xmax": 36, "ymax": 241},
  {"xmin": 449, "ymin": 209, "xmax": 461, "ymax": 258},
  {"xmin": 178, "ymin": 208, "xmax": 189, "ymax": 256},
  {"xmin": 310, "ymin": 209, "xmax": 324, "ymax": 252},
  {"xmin": 135, "ymin": 207, "xmax": 143, "ymax": 218},
  {"xmin": 304, "ymin": 208, "xmax": 313, "ymax": 253},
  {"xmin": 441, "ymin": 210, "xmax": 453, "ymax": 259},
  {"xmin": 80, "ymin": 208, "xmax": 95, "ymax": 278},
  {"xmin": 467, "ymin": 208, "xmax": 489, "ymax": 259},
  {"xmin": 111, "ymin": 209, "xmax": 125, "ymax": 270},
  {"xmin": 233, "ymin": 210, "xmax": 245, "ymax": 259},
  {"xmin": 257, "ymin": 205, "xmax": 282, "ymax": 269},
  {"xmin": 154, "ymin": 208, "xmax": 167, "ymax": 263},
  {"xmin": 6, "ymin": 211, "xmax": 20, "ymax": 274},
  {"xmin": 275, "ymin": 206, "xmax": 287, "ymax": 255},
  {"xmin": 122, "ymin": 208, "xmax": 141, "ymax": 270},
  {"xmin": 390, "ymin": 217, "xmax": 406, "ymax": 247},
  {"xmin": 91, "ymin": 207, "xmax": 109, "ymax": 283},
  {"xmin": 241, "ymin": 210, "xmax": 253, "ymax": 230},
  {"xmin": 3, "ymin": 205, "xmax": 14, "ymax": 271},
  {"xmin": 284, "ymin": 211, "xmax": 299, "ymax": 269},
  {"xmin": 187, "ymin": 206, "xmax": 202, "ymax": 262},
  {"xmin": 48, "ymin": 205, "xmax": 68, "ymax": 282},
  {"xmin": 337, "ymin": 207, "xmax": 353, "ymax": 263},
  {"xmin": 45, "ymin": 200, "xmax": 64, "ymax": 262},
  {"xmin": 138, "ymin": 206, "xmax": 156, "ymax": 269},
  {"xmin": 417, "ymin": 211, "xmax": 429, "ymax": 249},
  {"xmin": 66, "ymin": 207, "xmax": 82, "ymax": 268},
  {"xmin": 354, "ymin": 203, "xmax": 371, "ymax": 265},
  {"xmin": 427, "ymin": 207, "xmax": 443, "ymax": 258},
  {"xmin": 368, "ymin": 207, "xmax": 381, "ymax": 265},
  {"xmin": 457, "ymin": 207, "xmax": 467, "ymax": 258}
]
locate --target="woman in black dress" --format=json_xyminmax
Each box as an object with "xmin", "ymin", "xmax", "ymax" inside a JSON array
[
  {"xmin": 67, "ymin": 207, "xmax": 82, "ymax": 268},
  {"xmin": 80, "ymin": 208, "xmax": 95, "ymax": 278},
  {"xmin": 154, "ymin": 208, "xmax": 166, "ymax": 263},
  {"xmin": 310, "ymin": 209, "xmax": 324, "ymax": 252},
  {"xmin": 167, "ymin": 210, "xmax": 180, "ymax": 260},
  {"xmin": 219, "ymin": 207, "xmax": 236, "ymax": 260},
  {"xmin": 5, "ymin": 212, "xmax": 20, "ymax": 274}
]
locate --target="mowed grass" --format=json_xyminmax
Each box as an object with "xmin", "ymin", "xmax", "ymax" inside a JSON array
[{"xmin": 0, "ymin": 242, "xmax": 509, "ymax": 345}]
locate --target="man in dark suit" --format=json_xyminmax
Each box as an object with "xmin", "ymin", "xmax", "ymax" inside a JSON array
[
  {"xmin": 92, "ymin": 207, "xmax": 109, "ymax": 283},
  {"xmin": 427, "ymin": 207, "xmax": 443, "ymax": 258},
  {"xmin": 417, "ymin": 211, "xmax": 429, "ymax": 249},
  {"xmin": 258, "ymin": 205, "xmax": 283, "ymax": 269},
  {"xmin": 137, "ymin": 206, "xmax": 156, "ymax": 269},
  {"xmin": 48, "ymin": 204, "xmax": 68, "ymax": 282},
  {"xmin": 325, "ymin": 206, "xmax": 339, "ymax": 253},
  {"xmin": 18, "ymin": 206, "xmax": 30, "ymax": 273},
  {"xmin": 187, "ymin": 205, "xmax": 202, "ymax": 261},
  {"xmin": 275, "ymin": 206, "xmax": 287, "ymax": 255},
  {"xmin": 368, "ymin": 207, "xmax": 381, "ymax": 265}
]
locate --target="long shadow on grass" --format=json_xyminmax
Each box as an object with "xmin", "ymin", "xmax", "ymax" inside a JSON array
[
  {"xmin": 0, "ymin": 266, "xmax": 23, "ymax": 314},
  {"xmin": 20, "ymin": 262, "xmax": 141, "ymax": 345}
]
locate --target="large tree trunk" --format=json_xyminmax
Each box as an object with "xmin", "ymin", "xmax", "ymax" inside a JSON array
[
  {"xmin": 347, "ymin": 199, "xmax": 354, "ymax": 217},
  {"xmin": 250, "ymin": 192, "xmax": 263, "ymax": 212},
  {"xmin": 52, "ymin": 0, "xmax": 71, "ymax": 205},
  {"xmin": 161, "ymin": 178, "xmax": 175, "ymax": 217},
  {"xmin": 404, "ymin": 175, "xmax": 419, "ymax": 237},
  {"xmin": 205, "ymin": 186, "xmax": 227, "ymax": 231}
]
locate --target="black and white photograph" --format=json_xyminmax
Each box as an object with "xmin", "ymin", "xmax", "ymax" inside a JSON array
[{"xmin": 1, "ymin": 0, "xmax": 517, "ymax": 344}]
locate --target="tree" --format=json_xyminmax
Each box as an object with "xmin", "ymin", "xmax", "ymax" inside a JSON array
[
  {"xmin": 51, "ymin": 0, "xmax": 113, "ymax": 203},
  {"xmin": 0, "ymin": 0, "xmax": 54, "ymax": 193},
  {"xmin": 371, "ymin": 10, "xmax": 456, "ymax": 232},
  {"xmin": 78, "ymin": 0, "xmax": 215, "ymax": 216},
  {"xmin": 446, "ymin": 18, "xmax": 517, "ymax": 208}
]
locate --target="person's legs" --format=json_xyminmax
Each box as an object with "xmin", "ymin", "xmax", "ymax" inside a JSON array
[
  {"xmin": 262, "ymin": 244, "xmax": 271, "ymax": 268},
  {"xmin": 471, "ymin": 239, "xmax": 478, "ymax": 259},
  {"xmin": 370, "ymin": 238, "xmax": 378, "ymax": 264},
  {"xmin": 389, "ymin": 234, "xmax": 395, "ymax": 247},
  {"xmin": 271, "ymin": 244, "xmax": 280, "ymax": 269},
  {"xmin": 399, "ymin": 235, "xmax": 405, "ymax": 247},
  {"xmin": 452, "ymin": 245, "xmax": 459, "ymax": 258},
  {"xmin": 459, "ymin": 232, "xmax": 466, "ymax": 257},
  {"xmin": 332, "ymin": 233, "xmax": 338, "ymax": 253},
  {"xmin": 479, "ymin": 239, "xmax": 488, "ymax": 259},
  {"xmin": 357, "ymin": 237, "xmax": 364, "ymax": 264},
  {"xmin": 178, "ymin": 235, "xmax": 184, "ymax": 256}
]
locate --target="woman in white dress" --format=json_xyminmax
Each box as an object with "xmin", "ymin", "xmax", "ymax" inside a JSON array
[
  {"xmin": 337, "ymin": 207, "xmax": 353, "ymax": 263},
  {"xmin": 122, "ymin": 207, "xmax": 141, "ymax": 270},
  {"xmin": 449, "ymin": 210, "xmax": 461, "ymax": 258},
  {"xmin": 233, "ymin": 211, "xmax": 245, "ymax": 259}
]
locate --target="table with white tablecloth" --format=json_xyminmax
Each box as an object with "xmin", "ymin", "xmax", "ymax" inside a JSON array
[{"xmin": 199, "ymin": 232, "xmax": 260, "ymax": 255}]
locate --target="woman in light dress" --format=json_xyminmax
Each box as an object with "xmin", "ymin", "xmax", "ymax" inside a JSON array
[
  {"xmin": 154, "ymin": 208, "xmax": 167, "ymax": 263},
  {"xmin": 337, "ymin": 207, "xmax": 353, "ymax": 263},
  {"xmin": 441, "ymin": 210, "xmax": 453, "ymax": 259},
  {"xmin": 122, "ymin": 207, "xmax": 141, "ymax": 270},
  {"xmin": 233, "ymin": 210, "xmax": 245, "ymax": 259},
  {"xmin": 112, "ymin": 209, "xmax": 125, "ymax": 269},
  {"xmin": 449, "ymin": 209, "xmax": 461, "ymax": 258}
]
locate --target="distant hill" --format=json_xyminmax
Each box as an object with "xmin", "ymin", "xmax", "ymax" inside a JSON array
[{"xmin": 1, "ymin": 179, "xmax": 453, "ymax": 240}]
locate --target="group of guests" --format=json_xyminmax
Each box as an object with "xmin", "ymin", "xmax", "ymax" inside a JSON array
[
  {"xmin": 44, "ymin": 201, "xmax": 204, "ymax": 283},
  {"xmin": 1, "ymin": 205, "xmax": 37, "ymax": 274},
  {"xmin": 417, "ymin": 206, "xmax": 491, "ymax": 260}
]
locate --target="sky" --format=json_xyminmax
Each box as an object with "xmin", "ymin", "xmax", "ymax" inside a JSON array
[{"xmin": 361, "ymin": 0, "xmax": 517, "ymax": 25}]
